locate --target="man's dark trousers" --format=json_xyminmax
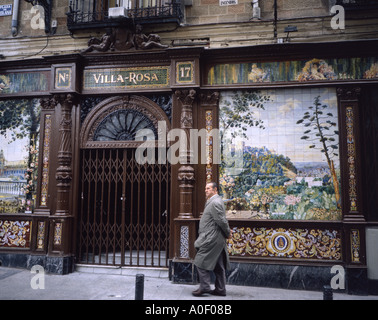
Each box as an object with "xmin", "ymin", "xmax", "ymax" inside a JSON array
[{"xmin": 196, "ymin": 250, "xmax": 227, "ymax": 294}]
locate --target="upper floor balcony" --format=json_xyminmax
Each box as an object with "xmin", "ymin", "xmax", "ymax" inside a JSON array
[{"xmin": 67, "ymin": 0, "xmax": 183, "ymax": 31}]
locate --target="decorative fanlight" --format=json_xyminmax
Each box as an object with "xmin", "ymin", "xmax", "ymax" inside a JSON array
[{"xmin": 93, "ymin": 109, "xmax": 157, "ymax": 142}]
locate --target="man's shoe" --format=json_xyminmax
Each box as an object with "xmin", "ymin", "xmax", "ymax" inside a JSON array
[
  {"xmin": 192, "ymin": 288, "xmax": 211, "ymax": 297},
  {"xmin": 210, "ymin": 289, "xmax": 226, "ymax": 296}
]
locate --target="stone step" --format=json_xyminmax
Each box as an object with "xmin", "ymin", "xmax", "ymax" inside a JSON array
[{"xmin": 75, "ymin": 264, "xmax": 169, "ymax": 278}]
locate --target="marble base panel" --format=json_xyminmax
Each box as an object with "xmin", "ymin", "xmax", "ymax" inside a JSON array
[
  {"xmin": 171, "ymin": 260, "xmax": 371, "ymax": 295},
  {"xmin": 345, "ymin": 266, "xmax": 368, "ymax": 295},
  {"xmin": 0, "ymin": 253, "xmax": 74, "ymax": 275},
  {"xmin": 170, "ymin": 260, "xmax": 198, "ymax": 284},
  {"xmin": 227, "ymin": 262, "xmax": 335, "ymax": 292}
]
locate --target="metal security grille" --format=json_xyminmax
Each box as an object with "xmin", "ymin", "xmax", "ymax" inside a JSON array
[{"xmin": 77, "ymin": 148, "xmax": 170, "ymax": 267}]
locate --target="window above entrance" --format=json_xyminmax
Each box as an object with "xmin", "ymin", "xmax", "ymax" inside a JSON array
[
  {"xmin": 67, "ymin": 0, "xmax": 183, "ymax": 31},
  {"xmin": 93, "ymin": 109, "xmax": 157, "ymax": 141},
  {"xmin": 80, "ymin": 95, "xmax": 171, "ymax": 149}
]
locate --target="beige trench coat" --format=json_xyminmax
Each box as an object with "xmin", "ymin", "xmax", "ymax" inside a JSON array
[{"xmin": 194, "ymin": 194, "xmax": 231, "ymax": 271}]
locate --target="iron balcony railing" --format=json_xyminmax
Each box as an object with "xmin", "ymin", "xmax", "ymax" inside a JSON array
[{"xmin": 67, "ymin": 0, "xmax": 183, "ymax": 31}]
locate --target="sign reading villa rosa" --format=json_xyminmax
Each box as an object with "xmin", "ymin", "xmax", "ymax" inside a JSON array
[{"xmin": 83, "ymin": 66, "xmax": 170, "ymax": 90}]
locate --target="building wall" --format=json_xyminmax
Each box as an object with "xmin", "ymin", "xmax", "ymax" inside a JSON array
[
  {"xmin": 0, "ymin": 0, "xmax": 377, "ymax": 59},
  {"xmin": 2, "ymin": 0, "xmax": 332, "ymax": 38},
  {"xmin": 184, "ymin": 0, "xmax": 329, "ymax": 25},
  {"xmin": 0, "ymin": 0, "xmax": 377, "ymax": 294}
]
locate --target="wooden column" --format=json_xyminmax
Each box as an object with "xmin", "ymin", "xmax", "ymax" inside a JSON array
[
  {"xmin": 170, "ymin": 88, "xmax": 198, "ymax": 271},
  {"xmin": 168, "ymin": 48, "xmax": 203, "ymax": 283},
  {"xmin": 55, "ymin": 94, "xmax": 74, "ymax": 216},
  {"xmin": 337, "ymin": 86, "xmax": 368, "ymax": 294},
  {"xmin": 49, "ymin": 93, "xmax": 75, "ymax": 256},
  {"xmin": 197, "ymin": 91, "xmax": 220, "ymax": 214},
  {"xmin": 31, "ymin": 97, "xmax": 56, "ymax": 254},
  {"xmin": 175, "ymin": 89, "xmax": 196, "ymax": 219}
]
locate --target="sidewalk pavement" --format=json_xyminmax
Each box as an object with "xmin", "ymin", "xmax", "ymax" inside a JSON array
[{"xmin": 0, "ymin": 266, "xmax": 377, "ymax": 300}]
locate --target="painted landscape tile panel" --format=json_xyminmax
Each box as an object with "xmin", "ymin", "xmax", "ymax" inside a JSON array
[
  {"xmin": 208, "ymin": 57, "xmax": 378, "ymax": 85},
  {"xmin": 0, "ymin": 99, "xmax": 40, "ymax": 214},
  {"xmin": 220, "ymin": 88, "xmax": 341, "ymax": 220},
  {"xmin": 0, "ymin": 72, "xmax": 48, "ymax": 94}
]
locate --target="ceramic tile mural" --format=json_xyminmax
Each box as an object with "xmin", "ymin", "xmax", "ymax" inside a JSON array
[
  {"xmin": 228, "ymin": 226, "xmax": 342, "ymax": 260},
  {"xmin": 220, "ymin": 88, "xmax": 341, "ymax": 220},
  {"xmin": 0, "ymin": 220, "xmax": 31, "ymax": 248},
  {"xmin": 0, "ymin": 72, "xmax": 48, "ymax": 94},
  {"xmin": 0, "ymin": 99, "xmax": 40, "ymax": 214},
  {"xmin": 207, "ymin": 57, "xmax": 378, "ymax": 85}
]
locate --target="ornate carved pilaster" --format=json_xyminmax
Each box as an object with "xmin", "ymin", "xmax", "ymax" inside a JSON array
[
  {"xmin": 200, "ymin": 91, "xmax": 220, "ymax": 106},
  {"xmin": 337, "ymin": 87, "xmax": 361, "ymax": 102},
  {"xmin": 34, "ymin": 97, "xmax": 57, "ymax": 213},
  {"xmin": 337, "ymin": 87, "xmax": 364, "ymax": 221},
  {"xmin": 176, "ymin": 89, "xmax": 196, "ymax": 164},
  {"xmin": 40, "ymin": 96, "xmax": 58, "ymax": 110},
  {"xmin": 44, "ymin": 93, "xmax": 76, "ymax": 257},
  {"xmin": 32, "ymin": 96, "xmax": 57, "ymax": 254},
  {"xmin": 337, "ymin": 87, "xmax": 367, "ymax": 279},
  {"xmin": 177, "ymin": 166, "xmax": 195, "ymax": 219},
  {"xmin": 54, "ymin": 94, "xmax": 75, "ymax": 216},
  {"xmin": 175, "ymin": 89, "xmax": 196, "ymax": 219},
  {"xmin": 199, "ymin": 91, "xmax": 220, "ymax": 184}
]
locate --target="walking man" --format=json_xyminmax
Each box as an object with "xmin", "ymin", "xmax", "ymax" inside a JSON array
[{"xmin": 192, "ymin": 182, "xmax": 231, "ymax": 297}]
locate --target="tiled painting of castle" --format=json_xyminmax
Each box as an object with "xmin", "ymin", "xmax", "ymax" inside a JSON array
[{"xmin": 219, "ymin": 88, "xmax": 341, "ymax": 220}]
